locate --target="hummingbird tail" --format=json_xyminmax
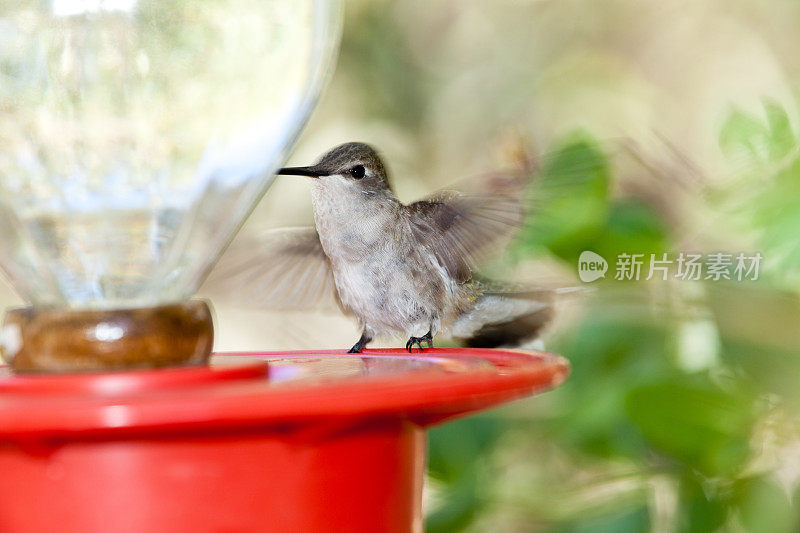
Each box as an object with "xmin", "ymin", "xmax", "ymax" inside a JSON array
[{"xmin": 450, "ymin": 289, "xmax": 554, "ymax": 349}]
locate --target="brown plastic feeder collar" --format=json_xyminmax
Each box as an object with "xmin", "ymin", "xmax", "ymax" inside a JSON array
[{"xmin": 0, "ymin": 300, "xmax": 213, "ymax": 373}]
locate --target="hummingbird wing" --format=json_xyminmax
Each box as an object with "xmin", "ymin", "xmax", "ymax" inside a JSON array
[
  {"xmin": 406, "ymin": 191, "xmax": 525, "ymax": 282},
  {"xmin": 201, "ymin": 227, "xmax": 341, "ymax": 311}
]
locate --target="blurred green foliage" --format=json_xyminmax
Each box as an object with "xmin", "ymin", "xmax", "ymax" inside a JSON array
[
  {"xmin": 428, "ymin": 125, "xmax": 800, "ymax": 531},
  {"xmin": 719, "ymin": 103, "xmax": 800, "ymax": 286},
  {"xmin": 515, "ymin": 137, "xmax": 668, "ymax": 265}
]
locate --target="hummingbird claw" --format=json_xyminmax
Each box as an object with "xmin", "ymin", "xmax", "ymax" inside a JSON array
[
  {"xmin": 405, "ymin": 331, "xmax": 434, "ymax": 353},
  {"xmin": 348, "ymin": 331, "xmax": 373, "ymax": 354}
]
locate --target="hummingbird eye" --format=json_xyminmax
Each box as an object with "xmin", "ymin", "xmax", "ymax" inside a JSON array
[{"xmin": 349, "ymin": 165, "xmax": 365, "ymax": 179}]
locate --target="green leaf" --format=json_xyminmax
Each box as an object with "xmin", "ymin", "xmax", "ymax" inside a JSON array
[
  {"xmin": 625, "ymin": 378, "xmax": 758, "ymax": 476},
  {"xmin": 519, "ymin": 134, "xmax": 610, "ymax": 263},
  {"xmin": 428, "ymin": 416, "xmax": 504, "ymax": 482},
  {"xmin": 425, "ymin": 475, "xmax": 482, "ymax": 533},
  {"xmin": 594, "ymin": 200, "xmax": 668, "ymax": 260},
  {"xmin": 733, "ymin": 476, "xmax": 797, "ymax": 532},
  {"xmin": 719, "ymin": 107, "xmax": 771, "ymax": 168},
  {"xmin": 676, "ymin": 475, "xmax": 729, "ymax": 533},
  {"xmin": 426, "ymin": 416, "xmax": 504, "ymax": 532},
  {"xmin": 764, "ymin": 100, "xmax": 795, "ymax": 161}
]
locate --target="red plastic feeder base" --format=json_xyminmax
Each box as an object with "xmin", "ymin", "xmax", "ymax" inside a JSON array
[{"xmin": 0, "ymin": 348, "xmax": 569, "ymax": 533}]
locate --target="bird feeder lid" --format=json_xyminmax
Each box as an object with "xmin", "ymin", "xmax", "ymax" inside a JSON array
[{"xmin": 0, "ymin": 348, "xmax": 569, "ymax": 439}]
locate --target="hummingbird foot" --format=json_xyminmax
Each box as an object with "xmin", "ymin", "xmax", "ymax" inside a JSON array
[
  {"xmin": 405, "ymin": 330, "xmax": 434, "ymax": 353},
  {"xmin": 347, "ymin": 331, "xmax": 373, "ymax": 354}
]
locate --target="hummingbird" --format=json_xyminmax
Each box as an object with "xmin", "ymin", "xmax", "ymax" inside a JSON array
[{"xmin": 206, "ymin": 142, "xmax": 554, "ymax": 353}]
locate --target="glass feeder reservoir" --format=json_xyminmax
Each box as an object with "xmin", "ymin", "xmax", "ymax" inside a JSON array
[{"xmin": 0, "ymin": 0, "xmax": 341, "ymax": 372}]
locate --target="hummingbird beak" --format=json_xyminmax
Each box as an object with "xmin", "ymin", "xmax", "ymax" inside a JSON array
[{"xmin": 277, "ymin": 166, "xmax": 330, "ymax": 178}]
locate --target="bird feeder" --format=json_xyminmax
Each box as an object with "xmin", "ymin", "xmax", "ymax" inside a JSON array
[
  {"xmin": 0, "ymin": 348, "xmax": 568, "ymax": 532},
  {"xmin": 0, "ymin": 2, "xmax": 570, "ymax": 532}
]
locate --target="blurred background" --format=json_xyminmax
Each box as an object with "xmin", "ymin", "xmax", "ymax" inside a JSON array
[
  {"xmin": 220, "ymin": 0, "xmax": 800, "ymax": 531},
  {"xmin": 5, "ymin": 0, "xmax": 800, "ymax": 530}
]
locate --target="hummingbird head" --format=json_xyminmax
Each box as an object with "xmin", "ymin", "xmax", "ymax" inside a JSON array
[{"xmin": 277, "ymin": 142, "xmax": 392, "ymax": 196}]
